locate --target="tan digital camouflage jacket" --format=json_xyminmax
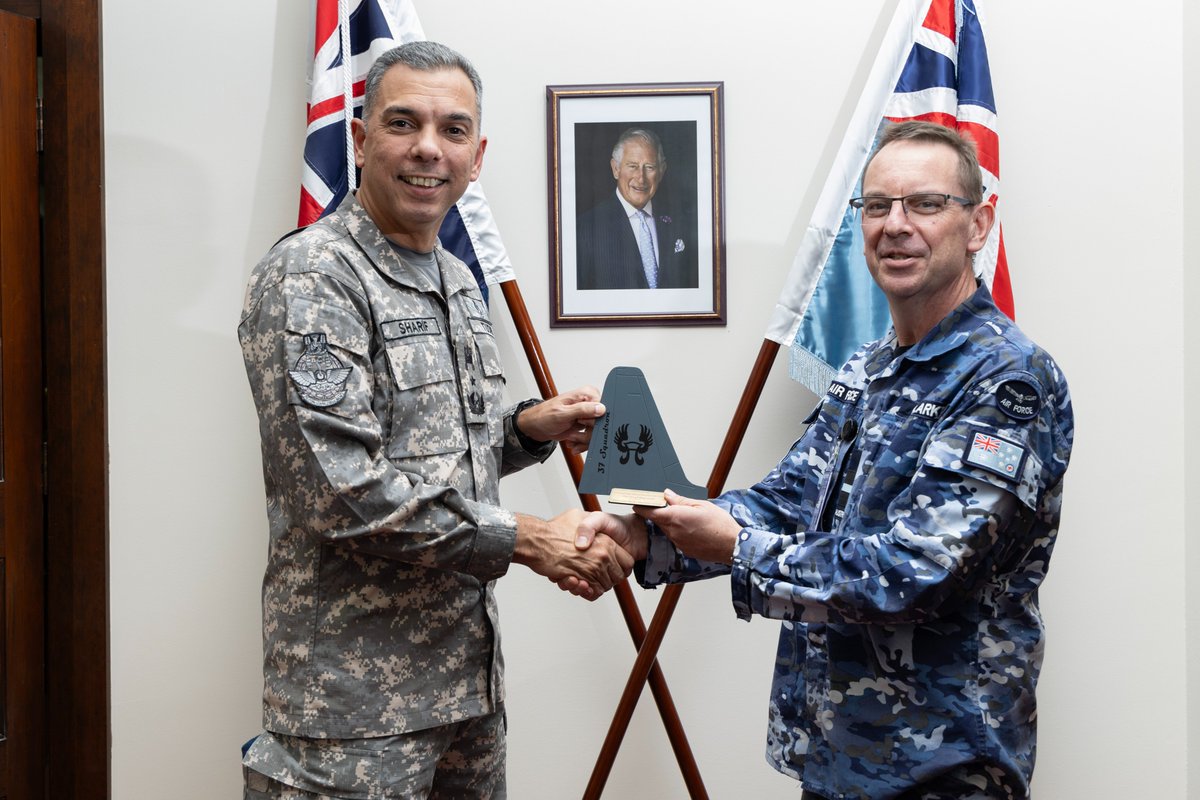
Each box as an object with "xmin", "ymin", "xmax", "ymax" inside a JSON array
[{"xmin": 239, "ymin": 196, "xmax": 551, "ymax": 738}]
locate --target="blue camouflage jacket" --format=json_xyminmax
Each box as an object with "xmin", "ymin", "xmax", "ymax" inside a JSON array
[{"xmin": 640, "ymin": 285, "xmax": 1073, "ymax": 799}]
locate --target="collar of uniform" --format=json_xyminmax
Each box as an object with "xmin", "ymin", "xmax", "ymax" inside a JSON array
[
  {"xmin": 433, "ymin": 246, "xmax": 479, "ymax": 299},
  {"xmin": 867, "ymin": 282, "xmax": 998, "ymax": 375},
  {"xmin": 335, "ymin": 194, "xmax": 424, "ymax": 291},
  {"xmin": 337, "ymin": 194, "xmax": 475, "ymax": 299}
]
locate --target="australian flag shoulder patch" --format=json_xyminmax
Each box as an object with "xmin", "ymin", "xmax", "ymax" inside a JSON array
[{"xmin": 963, "ymin": 428, "xmax": 1025, "ymax": 481}]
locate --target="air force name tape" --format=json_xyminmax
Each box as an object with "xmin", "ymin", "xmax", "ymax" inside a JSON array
[{"xmin": 827, "ymin": 381, "xmax": 863, "ymax": 405}]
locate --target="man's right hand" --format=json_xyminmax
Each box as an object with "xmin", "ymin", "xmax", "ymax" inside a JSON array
[
  {"xmin": 573, "ymin": 511, "xmax": 648, "ymax": 560},
  {"xmin": 556, "ymin": 512, "xmax": 649, "ymax": 597},
  {"xmin": 513, "ymin": 510, "xmax": 635, "ymax": 601}
]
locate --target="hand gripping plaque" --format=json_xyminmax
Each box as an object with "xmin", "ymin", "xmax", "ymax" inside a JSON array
[{"xmin": 578, "ymin": 366, "xmax": 707, "ymax": 506}]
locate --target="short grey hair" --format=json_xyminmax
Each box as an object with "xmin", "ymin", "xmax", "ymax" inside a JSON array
[
  {"xmin": 361, "ymin": 41, "xmax": 483, "ymax": 128},
  {"xmin": 611, "ymin": 128, "xmax": 665, "ymax": 167},
  {"xmin": 864, "ymin": 120, "xmax": 984, "ymax": 203}
]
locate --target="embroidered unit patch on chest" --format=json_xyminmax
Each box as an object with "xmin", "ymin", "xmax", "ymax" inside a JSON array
[{"xmin": 964, "ymin": 429, "xmax": 1025, "ymax": 480}]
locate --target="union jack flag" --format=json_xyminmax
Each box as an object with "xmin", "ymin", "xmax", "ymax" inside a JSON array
[
  {"xmin": 300, "ymin": 0, "xmax": 421, "ymax": 226},
  {"xmin": 887, "ymin": 0, "xmax": 1010, "ymax": 311},
  {"xmin": 300, "ymin": 0, "xmax": 515, "ymax": 298},
  {"xmin": 973, "ymin": 433, "xmax": 1002, "ymax": 453},
  {"xmin": 766, "ymin": 0, "xmax": 1011, "ymax": 395}
]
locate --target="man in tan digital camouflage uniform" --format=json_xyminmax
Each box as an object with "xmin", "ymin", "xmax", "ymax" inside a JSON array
[{"xmin": 239, "ymin": 41, "xmax": 632, "ymax": 799}]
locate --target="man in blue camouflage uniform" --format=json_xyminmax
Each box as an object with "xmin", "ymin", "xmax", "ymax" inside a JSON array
[
  {"xmin": 239, "ymin": 42, "xmax": 634, "ymax": 799},
  {"xmin": 573, "ymin": 122, "xmax": 1073, "ymax": 799}
]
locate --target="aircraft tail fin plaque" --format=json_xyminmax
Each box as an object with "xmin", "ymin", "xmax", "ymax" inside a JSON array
[{"xmin": 578, "ymin": 366, "xmax": 707, "ymax": 506}]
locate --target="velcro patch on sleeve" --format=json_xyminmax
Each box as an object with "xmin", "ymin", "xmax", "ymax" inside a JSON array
[
  {"xmin": 289, "ymin": 332, "xmax": 352, "ymax": 407},
  {"xmin": 963, "ymin": 429, "xmax": 1025, "ymax": 481},
  {"xmin": 995, "ymin": 379, "xmax": 1040, "ymax": 420}
]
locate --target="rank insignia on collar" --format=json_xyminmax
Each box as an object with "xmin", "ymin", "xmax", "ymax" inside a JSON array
[{"xmin": 289, "ymin": 333, "xmax": 351, "ymax": 407}]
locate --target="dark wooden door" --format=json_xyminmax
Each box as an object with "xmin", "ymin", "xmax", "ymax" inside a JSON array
[{"xmin": 0, "ymin": 8, "xmax": 46, "ymax": 799}]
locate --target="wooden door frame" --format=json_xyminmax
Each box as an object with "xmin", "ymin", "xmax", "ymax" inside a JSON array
[{"xmin": 0, "ymin": 0, "xmax": 108, "ymax": 797}]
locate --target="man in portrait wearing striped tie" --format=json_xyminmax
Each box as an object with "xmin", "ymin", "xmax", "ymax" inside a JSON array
[{"xmin": 576, "ymin": 127, "xmax": 699, "ymax": 290}]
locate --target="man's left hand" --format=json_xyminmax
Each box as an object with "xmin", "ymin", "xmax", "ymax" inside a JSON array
[
  {"xmin": 516, "ymin": 386, "xmax": 605, "ymax": 453},
  {"xmin": 635, "ymin": 489, "xmax": 741, "ymax": 565}
]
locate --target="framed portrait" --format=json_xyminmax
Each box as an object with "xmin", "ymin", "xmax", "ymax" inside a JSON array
[{"xmin": 546, "ymin": 82, "xmax": 726, "ymax": 327}]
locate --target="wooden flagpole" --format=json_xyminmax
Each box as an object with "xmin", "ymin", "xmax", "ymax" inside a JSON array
[
  {"xmin": 582, "ymin": 338, "xmax": 782, "ymax": 799},
  {"xmin": 498, "ymin": 280, "xmax": 709, "ymax": 798}
]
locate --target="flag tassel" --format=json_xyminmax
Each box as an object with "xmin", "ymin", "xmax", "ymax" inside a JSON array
[{"xmin": 789, "ymin": 343, "xmax": 838, "ymax": 397}]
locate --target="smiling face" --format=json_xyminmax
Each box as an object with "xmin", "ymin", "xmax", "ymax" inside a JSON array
[
  {"xmin": 352, "ymin": 64, "xmax": 486, "ymax": 251},
  {"xmin": 610, "ymin": 137, "xmax": 664, "ymax": 211},
  {"xmin": 860, "ymin": 139, "xmax": 994, "ymax": 343}
]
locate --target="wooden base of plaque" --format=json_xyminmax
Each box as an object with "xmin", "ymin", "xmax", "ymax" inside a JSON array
[{"xmin": 608, "ymin": 488, "xmax": 667, "ymax": 507}]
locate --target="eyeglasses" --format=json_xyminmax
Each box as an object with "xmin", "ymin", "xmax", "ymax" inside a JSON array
[{"xmin": 849, "ymin": 193, "xmax": 975, "ymax": 219}]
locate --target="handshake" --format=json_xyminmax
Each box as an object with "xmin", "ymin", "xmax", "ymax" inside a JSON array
[
  {"xmin": 512, "ymin": 509, "xmax": 646, "ymax": 601},
  {"xmin": 513, "ymin": 490, "xmax": 743, "ymax": 601},
  {"xmin": 510, "ymin": 385, "xmax": 741, "ymax": 600}
]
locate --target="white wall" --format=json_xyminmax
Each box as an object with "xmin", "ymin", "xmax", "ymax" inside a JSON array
[
  {"xmin": 1186, "ymin": 0, "xmax": 1200, "ymax": 794},
  {"xmin": 104, "ymin": 1, "xmax": 1190, "ymax": 797}
]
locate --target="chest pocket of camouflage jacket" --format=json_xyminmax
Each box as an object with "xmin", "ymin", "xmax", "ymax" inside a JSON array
[
  {"xmin": 382, "ymin": 333, "xmax": 469, "ymax": 458},
  {"xmin": 857, "ymin": 410, "xmax": 938, "ymax": 504}
]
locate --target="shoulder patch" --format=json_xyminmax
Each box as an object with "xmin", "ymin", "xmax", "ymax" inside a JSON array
[
  {"xmin": 289, "ymin": 333, "xmax": 351, "ymax": 407},
  {"xmin": 964, "ymin": 429, "xmax": 1025, "ymax": 481},
  {"xmin": 995, "ymin": 379, "xmax": 1040, "ymax": 420}
]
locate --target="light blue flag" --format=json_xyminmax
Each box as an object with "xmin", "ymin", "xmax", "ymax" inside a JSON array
[
  {"xmin": 765, "ymin": 0, "xmax": 1008, "ymax": 394},
  {"xmin": 787, "ymin": 172, "xmax": 891, "ymax": 392},
  {"xmin": 763, "ymin": 1, "xmax": 928, "ymax": 394}
]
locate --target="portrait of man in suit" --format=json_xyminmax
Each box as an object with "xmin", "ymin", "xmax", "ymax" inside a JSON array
[{"xmin": 576, "ymin": 127, "xmax": 699, "ymax": 290}]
